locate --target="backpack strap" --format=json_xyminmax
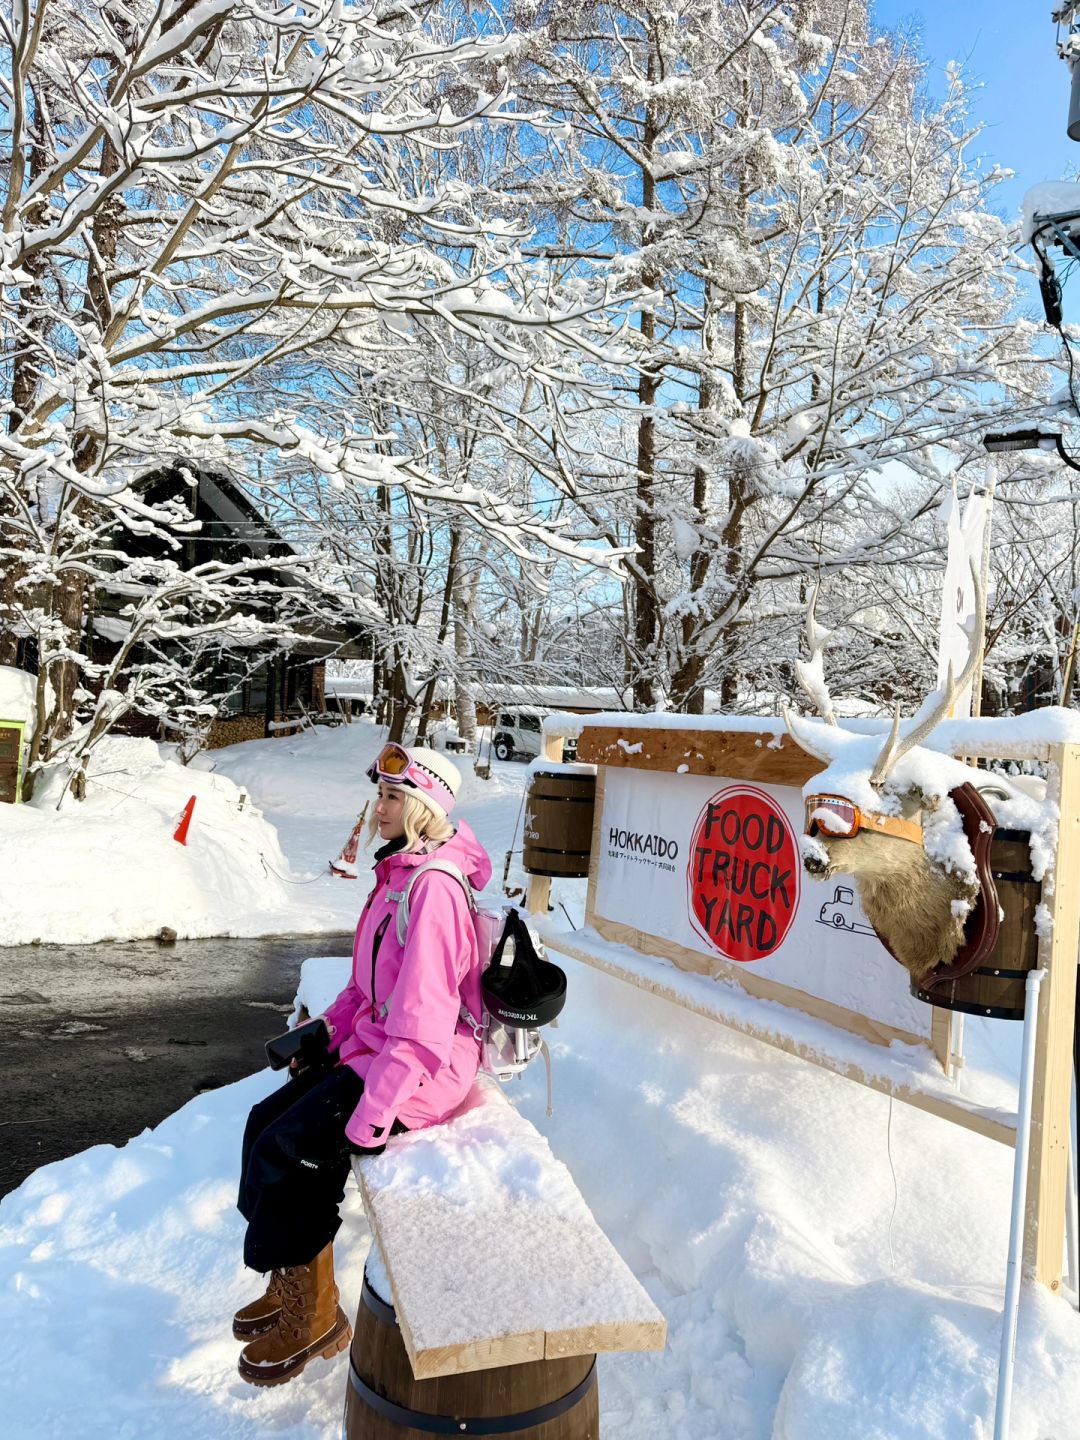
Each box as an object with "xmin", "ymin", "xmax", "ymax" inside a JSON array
[
  {"xmin": 392, "ymin": 859, "xmax": 476, "ymax": 947},
  {"xmin": 381, "ymin": 860, "xmax": 484, "ymax": 1033}
]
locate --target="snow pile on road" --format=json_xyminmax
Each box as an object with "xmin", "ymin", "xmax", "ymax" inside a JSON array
[
  {"xmin": 0, "ymin": 720, "xmax": 525, "ymax": 945},
  {"xmin": 0, "ymin": 736, "xmax": 300, "ymax": 945},
  {"xmin": 3, "ymin": 953, "xmax": 1079, "ymax": 1440}
]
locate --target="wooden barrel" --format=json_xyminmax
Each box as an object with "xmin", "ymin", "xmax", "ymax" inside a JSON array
[
  {"xmin": 344, "ymin": 1273, "xmax": 600, "ymax": 1439},
  {"xmin": 522, "ymin": 769, "xmax": 596, "ymax": 879},
  {"xmin": 911, "ymin": 830, "xmax": 1042, "ymax": 1021}
]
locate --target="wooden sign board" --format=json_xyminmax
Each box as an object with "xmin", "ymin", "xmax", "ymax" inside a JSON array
[
  {"xmin": 530, "ymin": 720, "xmax": 1080, "ymax": 1292},
  {"xmin": 584, "ymin": 759, "xmax": 932, "ymax": 1052}
]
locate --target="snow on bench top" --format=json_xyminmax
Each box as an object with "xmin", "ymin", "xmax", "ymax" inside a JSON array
[{"xmin": 352, "ymin": 1077, "xmax": 666, "ymax": 1379}]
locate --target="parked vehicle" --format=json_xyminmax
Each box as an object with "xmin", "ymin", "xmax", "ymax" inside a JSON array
[{"xmin": 490, "ymin": 707, "xmax": 577, "ymax": 763}]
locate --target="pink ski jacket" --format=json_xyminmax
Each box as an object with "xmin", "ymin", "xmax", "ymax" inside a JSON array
[{"xmin": 322, "ymin": 820, "xmax": 492, "ymax": 1149}]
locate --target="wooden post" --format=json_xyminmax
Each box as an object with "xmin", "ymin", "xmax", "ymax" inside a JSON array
[
  {"xmin": 525, "ymin": 727, "xmax": 570, "ymax": 916},
  {"xmin": 526, "ymin": 872, "xmax": 552, "ymax": 919},
  {"xmin": 1024, "ymin": 742, "xmax": 1080, "ymax": 1289},
  {"xmin": 932, "ymin": 1008, "xmax": 953, "ymax": 1077},
  {"xmin": 584, "ymin": 768, "xmax": 605, "ymax": 926}
]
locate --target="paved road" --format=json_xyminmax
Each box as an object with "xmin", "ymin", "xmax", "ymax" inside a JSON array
[{"xmin": 0, "ymin": 934, "xmax": 352, "ymax": 1198}]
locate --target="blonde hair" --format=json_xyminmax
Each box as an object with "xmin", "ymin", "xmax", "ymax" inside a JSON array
[{"xmin": 368, "ymin": 790, "xmax": 455, "ymax": 852}]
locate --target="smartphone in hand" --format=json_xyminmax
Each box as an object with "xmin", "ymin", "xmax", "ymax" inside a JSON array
[{"xmin": 265, "ymin": 1017, "xmax": 331, "ymax": 1072}]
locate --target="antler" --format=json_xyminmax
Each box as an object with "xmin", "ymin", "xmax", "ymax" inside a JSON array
[
  {"xmin": 793, "ymin": 584, "xmax": 838, "ymax": 726},
  {"xmin": 868, "ymin": 560, "xmax": 986, "ymax": 787},
  {"xmin": 783, "ymin": 706, "xmax": 835, "ymax": 762}
]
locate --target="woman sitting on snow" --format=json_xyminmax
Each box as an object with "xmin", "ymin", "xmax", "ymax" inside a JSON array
[{"xmin": 233, "ymin": 744, "xmax": 491, "ymax": 1387}]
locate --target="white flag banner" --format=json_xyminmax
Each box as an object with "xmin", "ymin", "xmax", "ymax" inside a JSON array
[{"xmin": 937, "ymin": 482, "xmax": 990, "ymax": 718}]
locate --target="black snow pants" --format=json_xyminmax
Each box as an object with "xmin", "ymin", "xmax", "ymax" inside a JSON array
[{"xmin": 238, "ymin": 1064, "xmax": 365, "ymax": 1273}]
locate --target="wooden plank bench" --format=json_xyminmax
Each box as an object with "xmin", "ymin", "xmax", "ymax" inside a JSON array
[{"xmin": 345, "ymin": 1077, "xmax": 666, "ymax": 1436}]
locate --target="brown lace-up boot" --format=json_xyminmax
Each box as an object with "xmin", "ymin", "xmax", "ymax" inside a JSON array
[
  {"xmin": 237, "ymin": 1243, "xmax": 351, "ymax": 1387},
  {"xmin": 232, "ymin": 1270, "xmax": 283, "ymax": 1340}
]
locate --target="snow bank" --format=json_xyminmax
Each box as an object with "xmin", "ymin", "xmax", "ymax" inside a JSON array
[
  {"xmin": 0, "ymin": 719, "xmax": 526, "ymax": 946},
  {"xmin": 0, "ymin": 1069, "xmax": 367, "ymax": 1440},
  {"xmin": 3, "ymin": 721, "xmax": 1079, "ymax": 1438},
  {"xmin": 0, "ymin": 736, "xmax": 299, "ymax": 945}
]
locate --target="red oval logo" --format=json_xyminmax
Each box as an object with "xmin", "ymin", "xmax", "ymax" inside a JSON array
[{"xmin": 686, "ymin": 785, "xmax": 800, "ymax": 963}]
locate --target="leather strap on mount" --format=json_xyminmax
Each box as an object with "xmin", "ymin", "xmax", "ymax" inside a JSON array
[{"xmin": 920, "ymin": 783, "xmax": 1000, "ymax": 992}]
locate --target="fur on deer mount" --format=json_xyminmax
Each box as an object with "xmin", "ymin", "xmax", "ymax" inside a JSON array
[{"xmin": 784, "ymin": 572, "xmax": 991, "ymax": 987}]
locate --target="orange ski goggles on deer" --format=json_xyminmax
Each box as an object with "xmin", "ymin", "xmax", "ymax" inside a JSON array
[{"xmin": 803, "ymin": 794, "xmax": 923, "ymax": 846}]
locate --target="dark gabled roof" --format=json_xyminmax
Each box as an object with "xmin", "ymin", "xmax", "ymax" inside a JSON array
[
  {"xmin": 193, "ymin": 472, "xmax": 295, "ymax": 560},
  {"xmin": 135, "ymin": 466, "xmax": 294, "ymax": 562}
]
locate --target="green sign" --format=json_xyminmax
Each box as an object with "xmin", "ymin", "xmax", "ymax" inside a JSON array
[{"xmin": 0, "ymin": 720, "xmax": 27, "ymax": 803}]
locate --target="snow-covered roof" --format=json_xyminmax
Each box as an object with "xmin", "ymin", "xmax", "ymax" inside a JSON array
[
  {"xmin": 325, "ymin": 678, "xmax": 374, "ymax": 699},
  {"xmin": 482, "ymin": 683, "xmax": 628, "ymax": 711},
  {"xmin": 324, "ymin": 677, "xmax": 627, "ymax": 710},
  {"xmin": 93, "ymin": 616, "xmax": 132, "ymax": 644},
  {"xmin": 490, "ymin": 703, "xmax": 551, "ymax": 718},
  {"xmin": 0, "ymin": 665, "xmax": 37, "ymax": 729}
]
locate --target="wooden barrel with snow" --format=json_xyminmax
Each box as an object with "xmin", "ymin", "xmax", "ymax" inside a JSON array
[
  {"xmin": 911, "ymin": 829, "xmax": 1041, "ymax": 1021},
  {"xmin": 522, "ymin": 769, "xmax": 597, "ymax": 879},
  {"xmin": 344, "ymin": 1272, "xmax": 599, "ymax": 1440}
]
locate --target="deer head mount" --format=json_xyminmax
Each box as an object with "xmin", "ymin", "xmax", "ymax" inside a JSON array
[{"xmin": 784, "ymin": 568, "xmax": 987, "ymax": 985}]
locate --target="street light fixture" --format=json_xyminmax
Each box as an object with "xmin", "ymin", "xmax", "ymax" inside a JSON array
[{"xmin": 983, "ymin": 428, "xmax": 1080, "ymax": 472}]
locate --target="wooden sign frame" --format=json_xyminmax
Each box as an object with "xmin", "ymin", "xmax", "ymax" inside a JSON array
[{"xmin": 527, "ymin": 720, "xmax": 1080, "ymax": 1292}]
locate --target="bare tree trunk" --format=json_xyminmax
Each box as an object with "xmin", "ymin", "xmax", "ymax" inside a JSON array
[
  {"xmin": 372, "ymin": 655, "xmax": 386, "ymax": 726},
  {"xmin": 386, "ymin": 663, "xmax": 412, "ymax": 743},
  {"xmin": 631, "ymin": 57, "xmax": 662, "ymax": 712},
  {"xmin": 671, "ymin": 286, "xmax": 715, "ymax": 714},
  {"xmin": 453, "ymin": 532, "xmax": 485, "ymax": 748},
  {"xmin": 1, "ymin": 85, "xmax": 50, "ymax": 668},
  {"xmin": 39, "ymin": 27, "xmax": 128, "ymax": 789},
  {"xmin": 718, "ymin": 291, "xmax": 751, "ymax": 712},
  {"xmin": 372, "ymin": 474, "xmax": 398, "ymax": 735},
  {"xmin": 415, "ymin": 524, "xmax": 461, "ymax": 745}
]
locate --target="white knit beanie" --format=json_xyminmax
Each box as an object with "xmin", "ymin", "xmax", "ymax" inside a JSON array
[{"xmin": 404, "ymin": 747, "xmax": 462, "ymax": 823}]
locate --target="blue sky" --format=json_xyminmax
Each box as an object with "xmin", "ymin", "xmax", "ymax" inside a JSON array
[{"xmin": 872, "ymin": 2, "xmax": 1078, "ymax": 218}]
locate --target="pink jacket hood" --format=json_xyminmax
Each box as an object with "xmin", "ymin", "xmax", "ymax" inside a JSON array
[{"xmin": 321, "ymin": 819, "xmax": 493, "ymax": 1148}]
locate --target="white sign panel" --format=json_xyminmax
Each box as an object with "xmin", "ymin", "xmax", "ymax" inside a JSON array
[{"xmin": 593, "ymin": 767, "xmax": 932, "ymax": 1042}]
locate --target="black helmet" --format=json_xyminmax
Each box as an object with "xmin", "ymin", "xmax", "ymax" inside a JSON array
[{"xmin": 482, "ymin": 911, "xmax": 567, "ymax": 1029}]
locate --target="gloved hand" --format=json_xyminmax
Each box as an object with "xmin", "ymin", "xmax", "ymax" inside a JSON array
[
  {"xmin": 347, "ymin": 1124, "xmax": 388, "ymax": 1157},
  {"xmin": 346, "ymin": 1117, "xmax": 410, "ymax": 1157}
]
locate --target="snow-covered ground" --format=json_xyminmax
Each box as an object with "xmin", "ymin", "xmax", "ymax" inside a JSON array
[{"xmin": 2, "ymin": 722, "xmax": 1078, "ymax": 1438}]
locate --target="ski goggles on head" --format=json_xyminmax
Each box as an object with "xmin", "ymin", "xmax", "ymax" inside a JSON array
[
  {"xmin": 367, "ymin": 742, "xmax": 414, "ymax": 782},
  {"xmin": 803, "ymin": 794, "xmax": 923, "ymax": 846},
  {"xmin": 366, "ymin": 742, "xmax": 456, "ymax": 813}
]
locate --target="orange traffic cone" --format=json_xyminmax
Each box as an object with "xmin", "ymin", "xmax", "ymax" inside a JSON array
[
  {"xmin": 174, "ymin": 795, "xmax": 197, "ymax": 845},
  {"xmin": 330, "ymin": 805, "xmax": 368, "ymax": 878}
]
